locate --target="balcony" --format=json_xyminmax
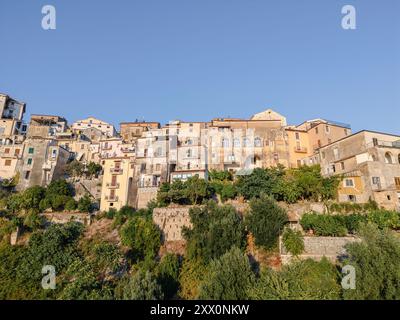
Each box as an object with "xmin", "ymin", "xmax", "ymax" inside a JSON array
[
  {"xmin": 294, "ymin": 146, "xmax": 308, "ymax": 153},
  {"xmin": 366, "ymin": 140, "xmax": 400, "ymax": 149},
  {"xmin": 110, "ymin": 167, "xmax": 123, "ymax": 174},
  {"xmin": 105, "ymin": 195, "xmax": 119, "ymax": 202},
  {"xmin": 106, "ymin": 182, "xmax": 120, "ymax": 189}
]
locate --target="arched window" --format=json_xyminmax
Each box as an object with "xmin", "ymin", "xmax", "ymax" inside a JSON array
[
  {"xmin": 385, "ymin": 152, "xmax": 393, "ymax": 164},
  {"xmin": 254, "ymin": 137, "xmax": 262, "ymax": 147},
  {"xmin": 222, "ymin": 138, "xmax": 229, "ymax": 148},
  {"xmin": 233, "ymin": 138, "xmax": 240, "ymax": 148},
  {"xmin": 243, "ymin": 138, "xmax": 250, "ymax": 147}
]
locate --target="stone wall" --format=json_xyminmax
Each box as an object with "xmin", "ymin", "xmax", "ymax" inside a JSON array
[
  {"xmin": 153, "ymin": 206, "xmax": 192, "ymax": 242},
  {"xmin": 41, "ymin": 212, "xmax": 92, "ymax": 226},
  {"xmin": 280, "ymin": 236, "xmax": 360, "ymax": 264},
  {"xmin": 137, "ymin": 187, "xmax": 158, "ymax": 209}
]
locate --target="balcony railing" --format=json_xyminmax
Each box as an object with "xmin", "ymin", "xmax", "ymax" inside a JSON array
[
  {"xmin": 106, "ymin": 182, "xmax": 120, "ymax": 189},
  {"xmin": 110, "ymin": 167, "xmax": 123, "ymax": 174},
  {"xmin": 367, "ymin": 140, "xmax": 400, "ymax": 149},
  {"xmin": 105, "ymin": 195, "xmax": 119, "ymax": 202},
  {"xmin": 294, "ymin": 146, "xmax": 308, "ymax": 153}
]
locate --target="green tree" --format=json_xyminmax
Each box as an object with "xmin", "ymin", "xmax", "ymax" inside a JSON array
[
  {"xmin": 198, "ymin": 247, "xmax": 255, "ymax": 300},
  {"xmin": 178, "ymin": 257, "xmax": 207, "ymax": 300},
  {"xmin": 123, "ymin": 269, "xmax": 163, "ymax": 300},
  {"xmin": 156, "ymin": 253, "xmax": 180, "ymax": 299},
  {"xmin": 246, "ymin": 195, "xmax": 288, "ymax": 249},
  {"xmin": 77, "ymin": 194, "xmax": 93, "ymax": 213},
  {"xmin": 183, "ymin": 202, "xmax": 246, "ymax": 262},
  {"xmin": 236, "ymin": 167, "xmax": 284, "ymax": 200},
  {"xmin": 282, "ymin": 228, "xmax": 304, "ymax": 256},
  {"xmin": 120, "ymin": 217, "xmax": 161, "ymax": 261},
  {"xmin": 342, "ymin": 223, "xmax": 400, "ymax": 300},
  {"xmin": 87, "ymin": 162, "xmax": 103, "ymax": 177}
]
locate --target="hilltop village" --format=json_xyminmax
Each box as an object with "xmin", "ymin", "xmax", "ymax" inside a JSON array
[{"xmin": 1, "ymin": 92, "xmax": 399, "ymax": 212}]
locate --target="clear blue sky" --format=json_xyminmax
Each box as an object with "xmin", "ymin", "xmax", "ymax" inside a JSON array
[{"xmin": 1, "ymin": 0, "xmax": 399, "ymax": 134}]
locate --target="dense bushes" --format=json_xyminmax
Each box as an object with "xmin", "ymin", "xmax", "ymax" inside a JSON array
[
  {"xmin": 246, "ymin": 195, "xmax": 288, "ymax": 249},
  {"xmin": 198, "ymin": 247, "xmax": 255, "ymax": 300},
  {"xmin": 183, "ymin": 202, "xmax": 246, "ymax": 263},
  {"xmin": 282, "ymin": 228, "xmax": 304, "ymax": 256},
  {"xmin": 342, "ymin": 224, "xmax": 400, "ymax": 300},
  {"xmin": 5, "ymin": 179, "xmax": 95, "ymax": 214},
  {"xmin": 248, "ymin": 258, "xmax": 341, "ymax": 300},
  {"xmin": 301, "ymin": 210, "xmax": 400, "ymax": 236},
  {"xmin": 236, "ymin": 165, "xmax": 340, "ymax": 203}
]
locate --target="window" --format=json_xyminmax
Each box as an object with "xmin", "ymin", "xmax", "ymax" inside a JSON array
[
  {"xmin": 81, "ymin": 144, "xmax": 85, "ymax": 150},
  {"xmin": 295, "ymin": 132, "xmax": 300, "ymax": 140},
  {"xmin": 398, "ymin": 154, "xmax": 400, "ymax": 164},
  {"xmin": 372, "ymin": 177, "xmax": 381, "ymax": 185},
  {"xmin": 28, "ymin": 147, "xmax": 34, "ymax": 154},
  {"xmin": 254, "ymin": 137, "xmax": 262, "ymax": 147},
  {"xmin": 315, "ymin": 127, "xmax": 319, "ymax": 134},
  {"xmin": 325, "ymin": 125, "xmax": 330, "ymax": 133},
  {"xmin": 156, "ymin": 164, "xmax": 161, "ymax": 171},
  {"xmin": 344, "ymin": 178, "xmax": 354, "ymax": 187},
  {"xmin": 333, "ymin": 147, "xmax": 339, "ymax": 160},
  {"xmin": 340, "ymin": 162, "xmax": 345, "ymax": 170},
  {"xmin": 27, "ymin": 158, "xmax": 32, "ymax": 165},
  {"xmin": 186, "ymin": 149, "xmax": 192, "ymax": 158},
  {"xmin": 394, "ymin": 177, "xmax": 400, "ymax": 188},
  {"xmin": 385, "ymin": 152, "xmax": 393, "ymax": 164},
  {"xmin": 52, "ymin": 149, "xmax": 57, "ymax": 158},
  {"xmin": 331, "ymin": 164, "xmax": 336, "ymax": 173},
  {"xmin": 4, "ymin": 148, "xmax": 10, "ymax": 154},
  {"xmin": 387, "ymin": 195, "xmax": 391, "ymax": 201},
  {"xmin": 344, "ymin": 129, "xmax": 348, "ymax": 136},
  {"xmin": 233, "ymin": 138, "xmax": 240, "ymax": 148},
  {"xmin": 372, "ymin": 138, "xmax": 378, "ymax": 146},
  {"xmin": 228, "ymin": 154, "xmax": 235, "ymax": 162},
  {"xmin": 243, "ymin": 138, "xmax": 250, "ymax": 147},
  {"xmin": 14, "ymin": 149, "xmax": 20, "ymax": 156},
  {"xmin": 187, "ymin": 162, "xmax": 191, "ymax": 170},
  {"xmin": 296, "ymin": 141, "xmax": 301, "ymax": 150},
  {"xmin": 348, "ymin": 195, "xmax": 356, "ymax": 202},
  {"xmin": 222, "ymin": 138, "xmax": 229, "ymax": 148},
  {"xmin": 4, "ymin": 159, "xmax": 11, "ymax": 166},
  {"xmin": 24, "ymin": 171, "xmax": 30, "ymax": 180},
  {"xmin": 317, "ymin": 140, "xmax": 321, "ymax": 148}
]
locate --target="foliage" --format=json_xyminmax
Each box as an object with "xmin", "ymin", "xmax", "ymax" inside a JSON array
[
  {"xmin": 300, "ymin": 210, "xmax": 399, "ymax": 236},
  {"xmin": 123, "ymin": 269, "xmax": 163, "ymax": 300},
  {"xmin": 249, "ymin": 258, "xmax": 341, "ymax": 300},
  {"xmin": 300, "ymin": 213, "xmax": 348, "ymax": 236},
  {"xmin": 235, "ymin": 165, "xmax": 339, "ymax": 202},
  {"xmin": 183, "ymin": 202, "xmax": 246, "ymax": 263},
  {"xmin": 65, "ymin": 198, "xmax": 77, "ymax": 211},
  {"xmin": 58, "ymin": 259, "xmax": 114, "ymax": 300},
  {"xmin": 66, "ymin": 160, "xmax": 85, "ymax": 177},
  {"xmin": 77, "ymin": 194, "xmax": 93, "ymax": 213},
  {"xmin": 178, "ymin": 257, "xmax": 207, "ymax": 300},
  {"xmin": 120, "ymin": 217, "xmax": 161, "ymax": 261},
  {"xmin": 208, "ymin": 170, "xmax": 233, "ymax": 182},
  {"xmin": 156, "ymin": 253, "xmax": 181, "ymax": 299},
  {"xmin": 246, "ymin": 195, "xmax": 288, "ymax": 249},
  {"xmin": 282, "ymin": 228, "xmax": 304, "ymax": 256},
  {"xmin": 198, "ymin": 247, "xmax": 255, "ymax": 300},
  {"xmin": 87, "ymin": 162, "xmax": 103, "ymax": 177},
  {"xmin": 157, "ymin": 176, "xmax": 212, "ymax": 206},
  {"xmin": 342, "ymin": 223, "xmax": 400, "ymax": 300}
]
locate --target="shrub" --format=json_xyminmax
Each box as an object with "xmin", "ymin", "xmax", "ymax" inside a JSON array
[
  {"xmin": 183, "ymin": 202, "xmax": 246, "ymax": 262},
  {"xmin": 343, "ymin": 223, "xmax": 400, "ymax": 300},
  {"xmin": 282, "ymin": 228, "xmax": 304, "ymax": 256},
  {"xmin": 198, "ymin": 247, "xmax": 255, "ymax": 300},
  {"xmin": 367, "ymin": 210, "xmax": 400, "ymax": 230},
  {"xmin": 246, "ymin": 195, "xmax": 288, "ymax": 249},
  {"xmin": 77, "ymin": 195, "xmax": 93, "ymax": 213},
  {"xmin": 65, "ymin": 198, "xmax": 77, "ymax": 211},
  {"xmin": 300, "ymin": 213, "xmax": 347, "ymax": 236}
]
